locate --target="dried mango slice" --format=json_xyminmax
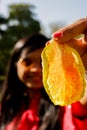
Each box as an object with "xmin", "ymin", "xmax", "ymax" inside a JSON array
[{"xmin": 41, "ymin": 39, "xmax": 86, "ymax": 106}]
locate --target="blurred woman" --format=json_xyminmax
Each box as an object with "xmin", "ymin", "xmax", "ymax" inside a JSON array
[{"xmin": 0, "ymin": 34, "xmax": 60, "ymax": 130}]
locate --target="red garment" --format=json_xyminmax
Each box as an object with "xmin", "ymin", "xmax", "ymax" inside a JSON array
[
  {"xmin": 6, "ymin": 96, "xmax": 87, "ymax": 130},
  {"xmin": 6, "ymin": 93, "xmax": 40, "ymax": 130},
  {"xmin": 59, "ymin": 101, "xmax": 87, "ymax": 130}
]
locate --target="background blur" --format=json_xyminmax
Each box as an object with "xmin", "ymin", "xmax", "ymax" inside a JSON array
[{"xmin": 0, "ymin": 0, "xmax": 87, "ymax": 88}]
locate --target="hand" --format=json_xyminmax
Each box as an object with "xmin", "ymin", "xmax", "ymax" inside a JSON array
[
  {"xmin": 52, "ymin": 18, "xmax": 87, "ymax": 70},
  {"xmin": 52, "ymin": 18, "xmax": 87, "ymax": 106}
]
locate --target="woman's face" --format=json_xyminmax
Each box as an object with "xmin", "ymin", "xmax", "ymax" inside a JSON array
[{"xmin": 16, "ymin": 48, "xmax": 43, "ymax": 89}]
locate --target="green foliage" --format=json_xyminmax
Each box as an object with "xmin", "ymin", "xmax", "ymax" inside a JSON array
[{"xmin": 0, "ymin": 3, "xmax": 41, "ymax": 75}]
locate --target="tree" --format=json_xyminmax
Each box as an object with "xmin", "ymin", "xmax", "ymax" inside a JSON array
[
  {"xmin": 0, "ymin": 3, "xmax": 41, "ymax": 75},
  {"xmin": 0, "ymin": 15, "xmax": 8, "ymax": 37}
]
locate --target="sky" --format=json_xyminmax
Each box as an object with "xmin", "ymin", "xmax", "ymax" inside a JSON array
[{"xmin": 0, "ymin": 0, "xmax": 87, "ymax": 35}]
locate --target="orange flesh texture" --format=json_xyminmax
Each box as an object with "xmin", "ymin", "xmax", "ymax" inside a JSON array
[{"xmin": 41, "ymin": 40, "xmax": 86, "ymax": 106}]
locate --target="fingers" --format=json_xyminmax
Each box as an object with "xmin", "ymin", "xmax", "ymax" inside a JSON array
[
  {"xmin": 67, "ymin": 36, "xmax": 87, "ymax": 70},
  {"xmin": 81, "ymin": 33, "xmax": 87, "ymax": 70},
  {"xmin": 84, "ymin": 31, "xmax": 87, "ymax": 41},
  {"xmin": 50, "ymin": 18, "xmax": 87, "ymax": 70},
  {"xmin": 81, "ymin": 50, "xmax": 87, "ymax": 70},
  {"xmin": 52, "ymin": 17, "xmax": 87, "ymax": 43},
  {"xmin": 64, "ymin": 37, "xmax": 87, "ymax": 55},
  {"xmin": 45, "ymin": 41, "xmax": 50, "ymax": 46}
]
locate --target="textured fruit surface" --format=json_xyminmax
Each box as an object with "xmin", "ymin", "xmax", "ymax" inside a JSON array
[{"xmin": 41, "ymin": 39, "xmax": 86, "ymax": 106}]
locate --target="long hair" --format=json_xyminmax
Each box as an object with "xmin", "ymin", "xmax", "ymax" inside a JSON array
[{"xmin": 0, "ymin": 33, "xmax": 60, "ymax": 130}]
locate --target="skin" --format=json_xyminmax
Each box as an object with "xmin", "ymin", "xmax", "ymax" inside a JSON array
[
  {"xmin": 16, "ymin": 48, "xmax": 43, "ymax": 98},
  {"xmin": 52, "ymin": 17, "xmax": 87, "ymax": 106}
]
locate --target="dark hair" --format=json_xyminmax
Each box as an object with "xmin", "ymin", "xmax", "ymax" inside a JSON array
[{"xmin": 0, "ymin": 34, "xmax": 60, "ymax": 129}]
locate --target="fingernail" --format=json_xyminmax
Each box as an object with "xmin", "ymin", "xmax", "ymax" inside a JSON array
[{"xmin": 52, "ymin": 32, "xmax": 63, "ymax": 39}]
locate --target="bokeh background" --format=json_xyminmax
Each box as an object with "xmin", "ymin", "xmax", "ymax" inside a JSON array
[{"xmin": 0, "ymin": 0, "xmax": 87, "ymax": 88}]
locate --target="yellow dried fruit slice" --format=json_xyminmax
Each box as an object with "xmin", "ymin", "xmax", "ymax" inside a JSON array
[{"xmin": 41, "ymin": 39, "xmax": 86, "ymax": 106}]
